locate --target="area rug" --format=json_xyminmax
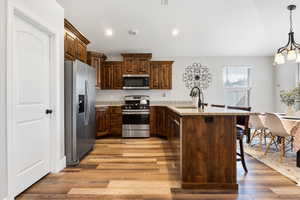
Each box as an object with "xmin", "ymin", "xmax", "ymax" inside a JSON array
[{"xmin": 244, "ymin": 140, "xmax": 300, "ymax": 186}]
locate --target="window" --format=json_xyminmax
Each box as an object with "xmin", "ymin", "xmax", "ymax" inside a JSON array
[{"xmin": 223, "ymin": 66, "xmax": 252, "ymax": 106}]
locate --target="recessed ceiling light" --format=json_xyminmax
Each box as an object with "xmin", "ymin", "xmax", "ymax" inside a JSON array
[
  {"xmin": 105, "ymin": 29, "xmax": 113, "ymax": 36},
  {"xmin": 172, "ymin": 29, "xmax": 179, "ymax": 36}
]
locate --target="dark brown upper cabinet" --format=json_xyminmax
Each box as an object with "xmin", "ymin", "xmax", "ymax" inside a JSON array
[
  {"xmin": 121, "ymin": 53, "xmax": 152, "ymax": 74},
  {"xmin": 100, "ymin": 61, "xmax": 123, "ymax": 89},
  {"xmin": 87, "ymin": 51, "xmax": 107, "ymax": 88},
  {"xmin": 94, "ymin": 52, "xmax": 173, "ymax": 90},
  {"xmin": 64, "ymin": 31, "xmax": 76, "ymax": 60},
  {"xmin": 112, "ymin": 62, "xmax": 123, "ymax": 89},
  {"xmin": 150, "ymin": 61, "xmax": 173, "ymax": 89},
  {"xmin": 64, "ymin": 19, "xmax": 90, "ymax": 63}
]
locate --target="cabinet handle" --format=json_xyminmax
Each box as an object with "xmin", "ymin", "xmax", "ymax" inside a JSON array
[{"xmin": 173, "ymin": 119, "xmax": 180, "ymax": 126}]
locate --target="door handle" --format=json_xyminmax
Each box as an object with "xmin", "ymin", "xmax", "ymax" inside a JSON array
[{"xmin": 46, "ymin": 109, "xmax": 53, "ymax": 114}]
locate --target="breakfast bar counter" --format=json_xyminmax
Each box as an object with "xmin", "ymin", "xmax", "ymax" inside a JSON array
[
  {"xmin": 167, "ymin": 106, "xmax": 255, "ymax": 116},
  {"xmin": 165, "ymin": 106, "xmax": 256, "ymax": 190}
]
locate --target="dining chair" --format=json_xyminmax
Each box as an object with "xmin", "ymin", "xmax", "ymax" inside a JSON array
[
  {"xmin": 264, "ymin": 113, "xmax": 291, "ymax": 161},
  {"xmin": 249, "ymin": 114, "xmax": 269, "ymax": 149},
  {"xmin": 227, "ymin": 105, "xmax": 252, "ymax": 173}
]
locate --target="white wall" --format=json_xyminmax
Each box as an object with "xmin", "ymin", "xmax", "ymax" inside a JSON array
[
  {"xmin": 97, "ymin": 56, "xmax": 275, "ymax": 112},
  {"xmin": 0, "ymin": 0, "xmax": 8, "ymax": 199},
  {"xmin": 7, "ymin": 0, "xmax": 65, "ymax": 169}
]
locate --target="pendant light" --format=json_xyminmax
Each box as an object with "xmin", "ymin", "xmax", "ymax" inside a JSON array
[{"xmin": 274, "ymin": 5, "xmax": 300, "ymax": 65}]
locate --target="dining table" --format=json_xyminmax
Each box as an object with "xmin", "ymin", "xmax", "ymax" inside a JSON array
[{"xmin": 258, "ymin": 113, "xmax": 300, "ymax": 168}]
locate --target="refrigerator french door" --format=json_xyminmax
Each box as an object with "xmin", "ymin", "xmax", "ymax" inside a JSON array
[{"xmin": 65, "ymin": 60, "xmax": 96, "ymax": 166}]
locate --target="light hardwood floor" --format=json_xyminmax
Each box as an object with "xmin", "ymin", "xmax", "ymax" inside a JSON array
[{"xmin": 17, "ymin": 137, "xmax": 300, "ymax": 200}]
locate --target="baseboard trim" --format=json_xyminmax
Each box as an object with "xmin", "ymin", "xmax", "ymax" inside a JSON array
[{"xmin": 54, "ymin": 156, "xmax": 66, "ymax": 173}]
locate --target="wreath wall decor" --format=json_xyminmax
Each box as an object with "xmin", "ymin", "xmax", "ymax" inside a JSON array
[{"xmin": 182, "ymin": 63, "xmax": 212, "ymax": 90}]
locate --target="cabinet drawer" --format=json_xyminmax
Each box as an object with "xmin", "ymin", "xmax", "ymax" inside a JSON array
[
  {"xmin": 110, "ymin": 107, "xmax": 122, "ymax": 114},
  {"xmin": 110, "ymin": 112, "xmax": 122, "ymax": 126},
  {"xmin": 111, "ymin": 119, "xmax": 122, "ymax": 126}
]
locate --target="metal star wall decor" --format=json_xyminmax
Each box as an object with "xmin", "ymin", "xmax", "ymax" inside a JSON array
[{"xmin": 183, "ymin": 63, "xmax": 212, "ymax": 90}]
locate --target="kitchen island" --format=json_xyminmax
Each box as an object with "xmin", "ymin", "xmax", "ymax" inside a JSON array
[
  {"xmin": 95, "ymin": 102, "xmax": 256, "ymax": 190},
  {"xmin": 165, "ymin": 106, "xmax": 256, "ymax": 190}
]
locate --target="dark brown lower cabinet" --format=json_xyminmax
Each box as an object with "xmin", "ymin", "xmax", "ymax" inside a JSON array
[
  {"xmin": 109, "ymin": 106, "xmax": 122, "ymax": 136},
  {"xmin": 96, "ymin": 106, "xmax": 122, "ymax": 137},
  {"xmin": 150, "ymin": 107, "xmax": 157, "ymax": 136},
  {"xmin": 156, "ymin": 107, "xmax": 167, "ymax": 137},
  {"xmin": 150, "ymin": 106, "xmax": 177, "ymax": 139},
  {"xmin": 168, "ymin": 110, "xmax": 181, "ymax": 166},
  {"xmin": 96, "ymin": 107, "xmax": 110, "ymax": 137}
]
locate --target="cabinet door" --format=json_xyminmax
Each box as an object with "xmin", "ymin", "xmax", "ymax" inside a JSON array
[
  {"xmin": 75, "ymin": 39, "xmax": 87, "ymax": 62},
  {"xmin": 123, "ymin": 58, "xmax": 135, "ymax": 74},
  {"xmin": 64, "ymin": 32, "xmax": 76, "ymax": 60},
  {"xmin": 110, "ymin": 107, "xmax": 122, "ymax": 135},
  {"xmin": 90, "ymin": 57, "xmax": 101, "ymax": 87},
  {"xmin": 96, "ymin": 109, "xmax": 110, "ymax": 137},
  {"xmin": 113, "ymin": 62, "xmax": 123, "ymax": 89},
  {"xmin": 157, "ymin": 107, "xmax": 166, "ymax": 137},
  {"xmin": 138, "ymin": 59, "xmax": 150, "ymax": 74},
  {"xmin": 150, "ymin": 107, "xmax": 157, "ymax": 136},
  {"xmin": 150, "ymin": 63, "xmax": 160, "ymax": 89},
  {"xmin": 160, "ymin": 64, "xmax": 172, "ymax": 89},
  {"xmin": 96, "ymin": 60, "xmax": 101, "ymax": 87},
  {"xmin": 101, "ymin": 63, "xmax": 113, "ymax": 89},
  {"xmin": 90, "ymin": 57, "xmax": 100, "ymax": 68}
]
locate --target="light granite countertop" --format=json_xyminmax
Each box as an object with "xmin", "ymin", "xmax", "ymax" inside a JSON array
[
  {"xmin": 167, "ymin": 106, "xmax": 258, "ymax": 116},
  {"xmin": 95, "ymin": 101, "xmax": 194, "ymax": 108},
  {"xmin": 95, "ymin": 101, "xmax": 257, "ymax": 116}
]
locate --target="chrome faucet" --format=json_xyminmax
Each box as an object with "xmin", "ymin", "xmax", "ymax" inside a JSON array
[{"xmin": 190, "ymin": 86, "xmax": 205, "ymax": 109}]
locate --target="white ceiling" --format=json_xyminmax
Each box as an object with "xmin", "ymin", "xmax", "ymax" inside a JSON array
[{"xmin": 57, "ymin": 0, "xmax": 299, "ymax": 57}]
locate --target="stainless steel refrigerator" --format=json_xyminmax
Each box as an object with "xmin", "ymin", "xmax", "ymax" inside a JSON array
[{"xmin": 64, "ymin": 60, "xmax": 96, "ymax": 166}]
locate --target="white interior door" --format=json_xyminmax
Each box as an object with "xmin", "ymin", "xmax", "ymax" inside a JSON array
[{"xmin": 12, "ymin": 13, "xmax": 51, "ymax": 196}]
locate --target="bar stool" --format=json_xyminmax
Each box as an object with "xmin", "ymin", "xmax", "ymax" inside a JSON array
[{"xmin": 227, "ymin": 106, "xmax": 252, "ymax": 173}]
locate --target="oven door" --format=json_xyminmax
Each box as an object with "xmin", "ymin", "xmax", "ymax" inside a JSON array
[
  {"xmin": 123, "ymin": 75, "xmax": 150, "ymax": 90},
  {"xmin": 122, "ymin": 111, "xmax": 150, "ymax": 137}
]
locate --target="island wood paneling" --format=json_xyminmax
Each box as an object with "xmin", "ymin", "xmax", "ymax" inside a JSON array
[{"xmin": 181, "ymin": 115, "xmax": 238, "ymax": 190}]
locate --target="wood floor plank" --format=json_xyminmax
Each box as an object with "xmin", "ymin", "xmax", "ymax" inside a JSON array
[
  {"xmin": 87, "ymin": 158, "xmax": 157, "ymax": 163},
  {"xmin": 17, "ymin": 137, "xmax": 299, "ymax": 200},
  {"xmin": 96, "ymin": 163, "xmax": 159, "ymax": 170},
  {"xmin": 68, "ymin": 187, "xmax": 171, "ymax": 195}
]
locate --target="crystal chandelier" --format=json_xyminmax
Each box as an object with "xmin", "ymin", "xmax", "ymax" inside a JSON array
[{"xmin": 274, "ymin": 5, "xmax": 300, "ymax": 65}]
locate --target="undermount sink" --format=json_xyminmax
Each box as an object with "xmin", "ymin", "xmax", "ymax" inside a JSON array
[{"xmin": 175, "ymin": 106, "xmax": 197, "ymax": 109}]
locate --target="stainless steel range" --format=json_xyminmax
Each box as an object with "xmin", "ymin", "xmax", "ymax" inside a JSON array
[{"xmin": 122, "ymin": 95, "xmax": 150, "ymax": 138}]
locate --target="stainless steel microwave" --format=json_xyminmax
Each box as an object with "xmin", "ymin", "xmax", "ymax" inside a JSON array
[{"xmin": 122, "ymin": 74, "xmax": 150, "ymax": 90}]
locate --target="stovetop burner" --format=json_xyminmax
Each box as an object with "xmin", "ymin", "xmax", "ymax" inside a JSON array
[{"xmin": 122, "ymin": 95, "xmax": 150, "ymax": 111}]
